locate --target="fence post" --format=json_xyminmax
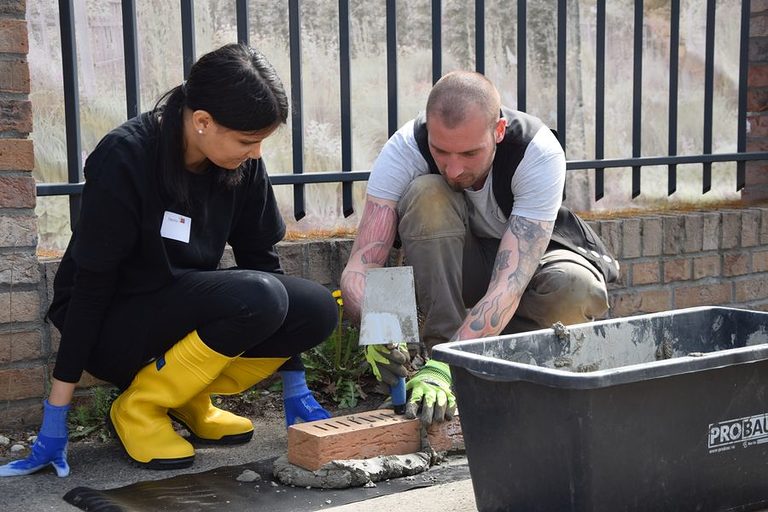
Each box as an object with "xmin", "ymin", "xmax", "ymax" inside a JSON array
[
  {"xmin": 745, "ymin": 2, "xmax": 768, "ymax": 202},
  {"xmin": 0, "ymin": 0, "xmax": 47, "ymax": 428}
]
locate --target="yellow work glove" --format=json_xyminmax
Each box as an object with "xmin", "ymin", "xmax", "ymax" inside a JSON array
[
  {"xmin": 364, "ymin": 343, "xmax": 410, "ymax": 387},
  {"xmin": 405, "ymin": 359, "xmax": 456, "ymax": 425}
]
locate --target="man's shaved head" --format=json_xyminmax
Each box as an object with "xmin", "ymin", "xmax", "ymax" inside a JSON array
[{"xmin": 426, "ymin": 71, "xmax": 501, "ymax": 130}]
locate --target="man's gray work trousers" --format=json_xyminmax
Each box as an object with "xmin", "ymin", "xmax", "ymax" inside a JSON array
[{"xmin": 397, "ymin": 174, "xmax": 610, "ymax": 352}]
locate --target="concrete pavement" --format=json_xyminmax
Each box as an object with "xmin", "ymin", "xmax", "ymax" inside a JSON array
[{"xmin": 0, "ymin": 412, "xmax": 477, "ymax": 512}]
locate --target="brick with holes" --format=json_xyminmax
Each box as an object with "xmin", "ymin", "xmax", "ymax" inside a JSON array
[{"xmin": 287, "ymin": 409, "xmax": 464, "ymax": 471}]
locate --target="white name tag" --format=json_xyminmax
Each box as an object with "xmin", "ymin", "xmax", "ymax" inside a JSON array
[{"xmin": 160, "ymin": 211, "xmax": 191, "ymax": 243}]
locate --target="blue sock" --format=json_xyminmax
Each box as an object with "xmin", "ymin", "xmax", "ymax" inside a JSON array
[
  {"xmin": 280, "ymin": 370, "xmax": 311, "ymax": 399},
  {"xmin": 40, "ymin": 400, "xmax": 69, "ymax": 438}
]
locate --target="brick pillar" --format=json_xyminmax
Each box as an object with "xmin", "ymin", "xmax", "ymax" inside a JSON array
[
  {"xmin": 745, "ymin": 1, "xmax": 768, "ymax": 202},
  {"xmin": 0, "ymin": 0, "xmax": 46, "ymax": 428}
]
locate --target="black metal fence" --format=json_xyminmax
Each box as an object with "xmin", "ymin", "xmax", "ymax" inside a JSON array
[{"xmin": 38, "ymin": 0, "xmax": 768, "ymax": 226}]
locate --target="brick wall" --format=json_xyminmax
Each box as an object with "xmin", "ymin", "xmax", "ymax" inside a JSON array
[
  {"xmin": 0, "ymin": 0, "xmax": 47, "ymax": 429},
  {"xmin": 746, "ymin": 1, "xmax": 768, "ymax": 201},
  {"xmin": 593, "ymin": 208, "xmax": 768, "ymax": 316}
]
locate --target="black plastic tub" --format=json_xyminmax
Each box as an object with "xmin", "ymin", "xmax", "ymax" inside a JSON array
[{"xmin": 432, "ymin": 307, "xmax": 768, "ymax": 512}]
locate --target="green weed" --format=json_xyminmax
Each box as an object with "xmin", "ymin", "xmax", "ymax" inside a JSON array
[
  {"xmin": 68, "ymin": 386, "xmax": 118, "ymax": 442},
  {"xmin": 302, "ymin": 290, "xmax": 368, "ymax": 409}
]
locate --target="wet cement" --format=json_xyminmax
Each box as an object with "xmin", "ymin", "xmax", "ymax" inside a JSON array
[
  {"xmin": 273, "ymin": 452, "xmax": 432, "ymax": 488},
  {"xmin": 63, "ymin": 455, "xmax": 470, "ymax": 512}
]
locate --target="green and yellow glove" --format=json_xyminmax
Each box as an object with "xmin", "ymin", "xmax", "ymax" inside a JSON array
[
  {"xmin": 364, "ymin": 343, "xmax": 410, "ymax": 387},
  {"xmin": 405, "ymin": 359, "xmax": 456, "ymax": 425}
]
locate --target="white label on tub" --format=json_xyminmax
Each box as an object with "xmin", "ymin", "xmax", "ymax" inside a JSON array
[{"xmin": 708, "ymin": 413, "xmax": 768, "ymax": 454}]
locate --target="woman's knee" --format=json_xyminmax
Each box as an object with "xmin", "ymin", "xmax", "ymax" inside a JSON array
[{"xmin": 226, "ymin": 271, "xmax": 290, "ymax": 329}]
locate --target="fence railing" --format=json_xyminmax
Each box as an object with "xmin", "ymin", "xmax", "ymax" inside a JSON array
[{"xmin": 38, "ymin": 0, "xmax": 768, "ymax": 226}]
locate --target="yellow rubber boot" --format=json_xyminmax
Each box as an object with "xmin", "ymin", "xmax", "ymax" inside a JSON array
[
  {"xmin": 168, "ymin": 357, "xmax": 288, "ymax": 444},
  {"xmin": 109, "ymin": 330, "xmax": 235, "ymax": 469}
]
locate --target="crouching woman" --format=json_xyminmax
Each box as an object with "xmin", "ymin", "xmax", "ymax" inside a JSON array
[{"xmin": 0, "ymin": 43, "xmax": 336, "ymax": 476}]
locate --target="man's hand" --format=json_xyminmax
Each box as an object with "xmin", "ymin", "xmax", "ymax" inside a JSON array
[
  {"xmin": 0, "ymin": 401, "xmax": 70, "ymax": 477},
  {"xmin": 405, "ymin": 360, "xmax": 456, "ymax": 425},
  {"xmin": 364, "ymin": 343, "xmax": 410, "ymax": 386}
]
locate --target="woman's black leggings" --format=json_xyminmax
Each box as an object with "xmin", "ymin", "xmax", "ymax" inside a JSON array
[{"xmin": 84, "ymin": 270, "xmax": 338, "ymax": 389}]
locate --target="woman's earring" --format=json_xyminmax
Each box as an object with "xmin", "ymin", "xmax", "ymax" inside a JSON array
[{"xmin": 197, "ymin": 129, "xmax": 203, "ymax": 135}]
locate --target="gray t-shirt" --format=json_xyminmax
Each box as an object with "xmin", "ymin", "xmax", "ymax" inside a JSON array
[{"xmin": 367, "ymin": 117, "xmax": 566, "ymax": 239}]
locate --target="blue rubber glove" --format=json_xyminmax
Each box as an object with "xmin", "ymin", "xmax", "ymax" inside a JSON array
[
  {"xmin": 280, "ymin": 370, "xmax": 331, "ymax": 427},
  {"xmin": 0, "ymin": 400, "xmax": 70, "ymax": 477}
]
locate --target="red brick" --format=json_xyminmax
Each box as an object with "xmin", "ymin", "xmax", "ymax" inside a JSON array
[
  {"xmin": 609, "ymin": 289, "xmax": 672, "ymax": 317},
  {"xmin": 747, "ymin": 137, "xmax": 768, "ymax": 152},
  {"xmin": 702, "ymin": 212, "xmax": 721, "ymax": 250},
  {"xmin": 683, "ymin": 214, "xmax": 703, "ymax": 253},
  {"xmin": 722, "ymin": 211, "xmax": 741, "ymax": 249},
  {"xmin": 735, "ymin": 276, "xmax": 768, "ymax": 302},
  {"xmin": 754, "ymin": 0, "xmax": 768, "ymax": 13},
  {"xmin": 674, "ymin": 282, "xmax": 732, "ymax": 308},
  {"xmin": 662, "ymin": 216, "xmax": 685, "ymax": 256},
  {"xmin": 664, "ymin": 258, "xmax": 691, "ymax": 283},
  {"xmin": 0, "ymin": 366, "xmax": 45, "ymax": 401},
  {"xmin": 0, "ymin": 251, "xmax": 40, "ymax": 285},
  {"xmin": 745, "ymin": 161, "xmax": 768, "ymax": 187},
  {"xmin": 0, "ymin": 138, "xmax": 34, "ymax": 171},
  {"xmin": 0, "ymin": 214, "xmax": 37, "ymax": 247},
  {"xmin": 0, "ymin": 290, "xmax": 41, "ymax": 323},
  {"xmin": 599, "ymin": 220, "xmax": 621, "ymax": 262},
  {"xmin": 748, "ymin": 87, "xmax": 768, "ymax": 112},
  {"xmin": 0, "ymin": 19, "xmax": 28, "ymax": 54},
  {"xmin": 752, "ymin": 14, "xmax": 768, "ymax": 38},
  {"xmin": 754, "ymin": 250, "xmax": 768, "ymax": 272},
  {"xmin": 287, "ymin": 409, "xmax": 464, "ymax": 471},
  {"xmin": 749, "ymin": 113, "xmax": 768, "ymax": 137},
  {"xmin": 761, "ymin": 208, "xmax": 768, "ymax": 244},
  {"xmin": 0, "ymin": 330, "xmax": 41, "ymax": 362},
  {"xmin": 632, "ymin": 261, "xmax": 660, "ymax": 285},
  {"xmin": 749, "ymin": 65, "xmax": 768, "ymax": 87},
  {"xmin": 621, "ymin": 218, "xmax": 641, "ymax": 258},
  {"xmin": 0, "ymin": 175, "xmax": 34, "ymax": 208},
  {"xmin": 693, "ymin": 255, "xmax": 721, "ymax": 279},
  {"xmin": 0, "ymin": 99, "xmax": 32, "ymax": 133},
  {"xmin": 642, "ymin": 218, "xmax": 663, "ymax": 256},
  {"xmin": 0, "ymin": 58, "xmax": 29, "ymax": 94},
  {"xmin": 742, "ymin": 209, "xmax": 761, "ymax": 247},
  {"xmin": 723, "ymin": 252, "xmax": 751, "ymax": 277}
]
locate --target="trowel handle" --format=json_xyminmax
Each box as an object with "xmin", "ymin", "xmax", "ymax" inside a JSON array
[{"xmin": 390, "ymin": 377, "xmax": 407, "ymax": 415}]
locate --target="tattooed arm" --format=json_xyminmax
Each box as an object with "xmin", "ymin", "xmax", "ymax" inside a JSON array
[
  {"xmin": 340, "ymin": 195, "xmax": 399, "ymax": 322},
  {"xmin": 452, "ymin": 215, "xmax": 554, "ymax": 341}
]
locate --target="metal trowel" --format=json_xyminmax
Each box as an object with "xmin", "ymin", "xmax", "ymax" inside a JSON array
[{"xmin": 359, "ymin": 266, "xmax": 419, "ymax": 415}]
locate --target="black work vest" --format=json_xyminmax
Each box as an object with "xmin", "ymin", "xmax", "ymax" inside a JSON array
[{"xmin": 412, "ymin": 107, "xmax": 619, "ymax": 283}]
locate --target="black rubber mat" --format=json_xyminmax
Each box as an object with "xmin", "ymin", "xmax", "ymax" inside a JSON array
[{"xmin": 63, "ymin": 457, "xmax": 471, "ymax": 512}]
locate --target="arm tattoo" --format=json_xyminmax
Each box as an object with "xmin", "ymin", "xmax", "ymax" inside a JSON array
[
  {"xmin": 455, "ymin": 215, "xmax": 554, "ymax": 340},
  {"xmin": 341, "ymin": 198, "xmax": 398, "ymax": 322},
  {"xmin": 354, "ymin": 201, "xmax": 398, "ymax": 265}
]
